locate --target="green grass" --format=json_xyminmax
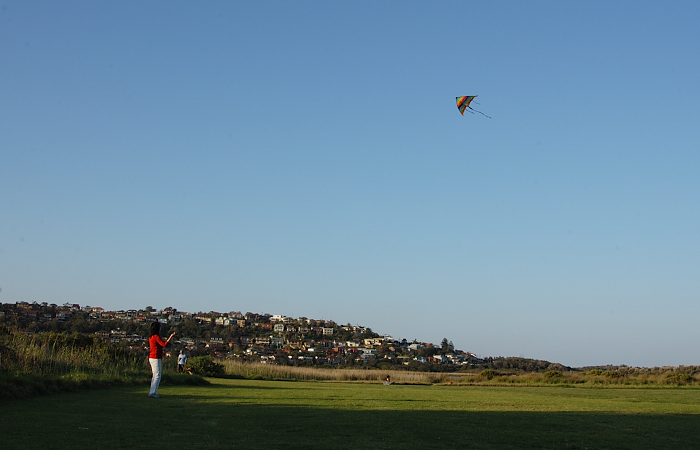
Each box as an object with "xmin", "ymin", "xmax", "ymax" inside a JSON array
[{"xmin": 3, "ymin": 379, "xmax": 700, "ymax": 449}]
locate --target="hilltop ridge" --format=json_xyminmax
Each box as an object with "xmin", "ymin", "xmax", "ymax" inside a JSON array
[{"xmin": 1, "ymin": 301, "xmax": 570, "ymax": 372}]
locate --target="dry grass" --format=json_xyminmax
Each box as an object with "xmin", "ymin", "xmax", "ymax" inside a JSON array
[
  {"xmin": 221, "ymin": 360, "xmax": 471, "ymax": 384},
  {"xmin": 0, "ymin": 330, "xmax": 145, "ymax": 379},
  {"xmin": 220, "ymin": 360, "xmax": 700, "ymax": 387}
]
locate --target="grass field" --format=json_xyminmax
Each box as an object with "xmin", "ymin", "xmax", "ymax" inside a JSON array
[{"xmin": 3, "ymin": 379, "xmax": 700, "ymax": 449}]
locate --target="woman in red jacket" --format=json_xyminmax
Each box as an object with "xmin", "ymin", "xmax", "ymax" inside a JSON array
[{"xmin": 148, "ymin": 322, "xmax": 175, "ymax": 398}]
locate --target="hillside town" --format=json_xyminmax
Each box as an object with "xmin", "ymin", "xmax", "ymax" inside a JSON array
[{"xmin": 0, "ymin": 301, "xmax": 484, "ymax": 370}]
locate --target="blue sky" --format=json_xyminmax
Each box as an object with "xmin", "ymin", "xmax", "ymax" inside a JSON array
[{"xmin": 2, "ymin": 1, "xmax": 699, "ymax": 367}]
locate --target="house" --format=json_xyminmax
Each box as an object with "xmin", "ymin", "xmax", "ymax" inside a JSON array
[
  {"xmin": 383, "ymin": 335, "xmax": 399, "ymax": 345},
  {"xmin": 286, "ymin": 340, "xmax": 306, "ymax": 350},
  {"xmin": 358, "ymin": 352, "xmax": 376, "ymax": 361},
  {"xmin": 273, "ymin": 323, "xmax": 285, "ymax": 332},
  {"xmin": 209, "ymin": 334, "xmax": 224, "ymax": 345},
  {"xmin": 364, "ymin": 338, "xmax": 385, "ymax": 347},
  {"xmin": 254, "ymin": 336, "xmax": 271, "ymax": 345},
  {"xmin": 447, "ymin": 354, "xmax": 465, "ymax": 364},
  {"xmin": 432, "ymin": 354, "xmax": 448, "ymax": 364},
  {"xmin": 322, "ymin": 327, "xmax": 334, "ymax": 336}
]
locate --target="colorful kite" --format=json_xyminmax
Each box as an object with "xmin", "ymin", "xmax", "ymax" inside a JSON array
[{"xmin": 456, "ymin": 96, "xmax": 491, "ymax": 118}]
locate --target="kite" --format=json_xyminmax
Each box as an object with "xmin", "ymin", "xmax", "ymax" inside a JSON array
[{"xmin": 456, "ymin": 96, "xmax": 491, "ymax": 119}]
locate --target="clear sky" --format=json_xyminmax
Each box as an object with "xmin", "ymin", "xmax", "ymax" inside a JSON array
[{"xmin": 2, "ymin": 1, "xmax": 699, "ymax": 367}]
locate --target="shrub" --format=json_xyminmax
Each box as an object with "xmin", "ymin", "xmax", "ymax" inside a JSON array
[
  {"xmin": 664, "ymin": 372, "xmax": 691, "ymax": 385},
  {"xmin": 542, "ymin": 370, "xmax": 563, "ymax": 381},
  {"xmin": 188, "ymin": 356, "xmax": 225, "ymax": 377},
  {"xmin": 479, "ymin": 369, "xmax": 499, "ymax": 380}
]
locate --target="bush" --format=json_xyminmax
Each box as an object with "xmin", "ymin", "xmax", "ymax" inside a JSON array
[
  {"xmin": 188, "ymin": 356, "xmax": 225, "ymax": 377},
  {"xmin": 542, "ymin": 370, "xmax": 563, "ymax": 381},
  {"xmin": 479, "ymin": 369, "xmax": 499, "ymax": 380},
  {"xmin": 603, "ymin": 370, "xmax": 622, "ymax": 378},
  {"xmin": 665, "ymin": 372, "xmax": 691, "ymax": 385}
]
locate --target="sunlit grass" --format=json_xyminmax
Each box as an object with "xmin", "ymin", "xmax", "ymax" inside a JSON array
[{"xmin": 5, "ymin": 378, "xmax": 700, "ymax": 449}]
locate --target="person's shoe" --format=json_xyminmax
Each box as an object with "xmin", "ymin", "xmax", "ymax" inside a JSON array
[{"xmin": 148, "ymin": 394, "xmax": 161, "ymax": 398}]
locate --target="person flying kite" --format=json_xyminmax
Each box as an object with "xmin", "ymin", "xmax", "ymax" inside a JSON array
[{"xmin": 456, "ymin": 96, "xmax": 491, "ymax": 119}]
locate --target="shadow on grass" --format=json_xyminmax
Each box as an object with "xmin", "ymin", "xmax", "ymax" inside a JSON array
[
  {"xmin": 0, "ymin": 373, "xmax": 209, "ymax": 400},
  {"xmin": 3, "ymin": 386, "xmax": 700, "ymax": 449}
]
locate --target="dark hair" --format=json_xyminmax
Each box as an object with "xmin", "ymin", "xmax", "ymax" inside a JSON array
[{"xmin": 150, "ymin": 321, "xmax": 161, "ymax": 337}]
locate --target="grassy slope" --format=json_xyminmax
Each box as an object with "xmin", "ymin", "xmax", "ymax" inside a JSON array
[{"xmin": 3, "ymin": 380, "xmax": 700, "ymax": 449}]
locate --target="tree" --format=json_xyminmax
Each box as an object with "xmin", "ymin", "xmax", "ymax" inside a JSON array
[{"xmin": 441, "ymin": 338, "xmax": 449, "ymax": 354}]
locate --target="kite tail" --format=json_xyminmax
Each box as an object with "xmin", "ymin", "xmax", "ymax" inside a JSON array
[{"xmin": 469, "ymin": 107, "xmax": 491, "ymax": 119}]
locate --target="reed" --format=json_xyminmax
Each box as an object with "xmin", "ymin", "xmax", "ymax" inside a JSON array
[
  {"xmin": 0, "ymin": 330, "xmax": 144, "ymax": 378},
  {"xmin": 221, "ymin": 360, "xmax": 466, "ymax": 384},
  {"xmin": 0, "ymin": 328, "xmax": 164, "ymax": 398},
  {"xmin": 219, "ymin": 360, "xmax": 700, "ymax": 387}
]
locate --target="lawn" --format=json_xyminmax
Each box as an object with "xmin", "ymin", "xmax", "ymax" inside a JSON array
[{"xmin": 3, "ymin": 379, "xmax": 700, "ymax": 449}]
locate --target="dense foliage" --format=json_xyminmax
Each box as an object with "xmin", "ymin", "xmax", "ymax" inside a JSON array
[{"xmin": 0, "ymin": 326, "xmax": 207, "ymax": 399}]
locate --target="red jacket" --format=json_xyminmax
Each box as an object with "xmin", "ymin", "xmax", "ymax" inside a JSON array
[{"xmin": 149, "ymin": 334, "xmax": 168, "ymax": 359}]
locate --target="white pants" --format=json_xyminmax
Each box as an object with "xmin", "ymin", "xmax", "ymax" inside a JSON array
[{"xmin": 149, "ymin": 358, "xmax": 162, "ymax": 396}]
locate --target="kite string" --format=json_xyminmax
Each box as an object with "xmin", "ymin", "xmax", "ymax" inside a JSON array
[{"xmin": 469, "ymin": 107, "xmax": 491, "ymax": 119}]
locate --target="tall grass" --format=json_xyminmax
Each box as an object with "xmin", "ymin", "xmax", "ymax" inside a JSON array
[
  {"xmin": 219, "ymin": 360, "xmax": 700, "ymax": 387},
  {"xmin": 0, "ymin": 329, "xmax": 207, "ymax": 399},
  {"xmin": 0, "ymin": 331, "xmax": 145, "ymax": 379},
  {"xmin": 221, "ymin": 360, "xmax": 466, "ymax": 384},
  {"xmin": 470, "ymin": 368, "xmax": 700, "ymax": 387}
]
